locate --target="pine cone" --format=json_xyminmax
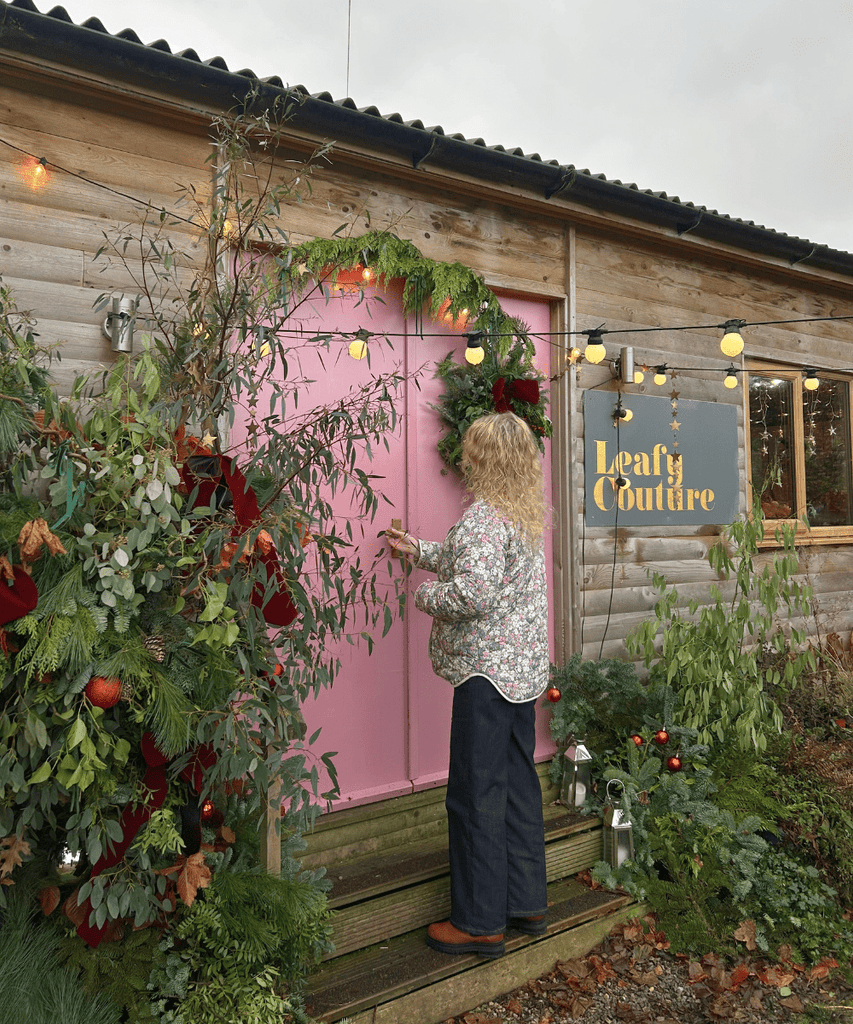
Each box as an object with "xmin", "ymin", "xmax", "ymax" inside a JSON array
[{"xmin": 143, "ymin": 634, "xmax": 167, "ymax": 663}]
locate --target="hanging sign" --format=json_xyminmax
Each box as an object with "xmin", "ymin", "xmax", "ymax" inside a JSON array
[{"xmin": 583, "ymin": 391, "xmax": 739, "ymax": 526}]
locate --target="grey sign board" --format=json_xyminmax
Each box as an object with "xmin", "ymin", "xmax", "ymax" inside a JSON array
[{"xmin": 583, "ymin": 390, "xmax": 740, "ymax": 527}]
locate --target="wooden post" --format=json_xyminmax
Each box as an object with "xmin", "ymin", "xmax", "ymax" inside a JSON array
[{"xmin": 260, "ymin": 737, "xmax": 282, "ymax": 876}]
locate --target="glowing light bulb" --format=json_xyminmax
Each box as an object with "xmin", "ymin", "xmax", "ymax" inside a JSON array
[
  {"xmin": 584, "ymin": 337, "xmax": 606, "ymax": 364},
  {"xmin": 724, "ymin": 368, "xmax": 739, "ymax": 389},
  {"xmin": 653, "ymin": 367, "xmax": 667, "ymax": 386},
  {"xmin": 23, "ymin": 156, "xmax": 48, "ymax": 190},
  {"xmin": 362, "ymin": 266, "xmax": 373, "ymax": 282},
  {"xmin": 804, "ymin": 369, "xmax": 819, "ymax": 391},
  {"xmin": 569, "ymin": 347, "xmax": 582, "ymax": 364},
  {"xmin": 348, "ymin": 339, "xmax": 368, "ymax": 360},
  {"xmin": 465, "ymin": 336, "xmax": 485, "ymax": 364},
  {"xmin": 720, "ymin": 320, "xmax": 745, "ymax": 358},
  {"xmin": 633, "ymin": 369, "xmax": 645, "ymax": 384},
  {"xmin": 621, "ymin": 407, "xmax": 633, "ymax": 422}
]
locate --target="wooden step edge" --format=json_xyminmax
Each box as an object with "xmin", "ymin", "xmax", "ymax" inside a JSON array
[
  {"xmin": 309, "ymin": 894, "xmax": 644, "ymax": 1024},
  {"xmin": 324, "ymin": 814, "xmax": 599, "ymax": 910},
  {"xmin": 325, "ymin": 829, "xmax": 605, "ymax": 946},
  {"xmin": 309, "ymin": 761, "xmax": 557, "ymax": 836},
  {"xmin": 351, "ymin": 901, "xmax": 647, "ymax": 1024}
]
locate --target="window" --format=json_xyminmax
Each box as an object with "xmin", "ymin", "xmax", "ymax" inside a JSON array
[{"xmin": 748, "ymin": 363, "xmax": 853, "ymax": 537}]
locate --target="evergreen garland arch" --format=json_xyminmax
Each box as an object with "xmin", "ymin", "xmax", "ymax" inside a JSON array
[{"xmin": 289, "ymin": 230, "xmax": 553, "ymax": 470}]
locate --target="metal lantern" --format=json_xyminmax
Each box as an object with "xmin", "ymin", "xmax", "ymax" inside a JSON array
[
  {"xmin": 602, "ymin": 779, "xmax": 634, "ymax": 869},
  {"xmin": 560, "ymin": 739, "xmax": 593, "ymax": 808}
]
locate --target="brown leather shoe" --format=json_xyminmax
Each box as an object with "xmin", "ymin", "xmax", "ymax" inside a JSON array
[{"xmin": 426, "ymin": 920, "xmax": 505, "ymax": 958}]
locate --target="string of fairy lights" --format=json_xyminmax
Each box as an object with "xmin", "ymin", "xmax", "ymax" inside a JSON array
[{"xmin": 5, "ymin": 137, "xmax": 853, "ymax": 391}]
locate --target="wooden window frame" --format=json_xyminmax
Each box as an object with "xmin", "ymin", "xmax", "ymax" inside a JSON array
[{"xmin": 746, "ymin": 360, "xmax": 853, "ymax": 546}]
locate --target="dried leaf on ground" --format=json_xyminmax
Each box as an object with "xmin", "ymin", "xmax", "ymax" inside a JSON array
[
  {"xmin": 557, "ymin": 958, "xmax": 591, "ymax": 980},
  {"xmin": 779, "ymin": 993, "xmax": 805, "ymax": 1012}
]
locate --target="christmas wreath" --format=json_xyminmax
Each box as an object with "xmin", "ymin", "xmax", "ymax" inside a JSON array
[{"xmin": 433, "ymin": 331, "xmax": 553, "ymax": 471}]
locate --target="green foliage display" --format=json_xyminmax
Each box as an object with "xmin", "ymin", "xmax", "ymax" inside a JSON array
[
  {"xmin": 628, "ymin": 501, "xmax": 814, "ymax": 754},
  {"xmin": 0, "ymin": 91, "xmax": 418, "ymax": 1017},
  {"xmin": 546, "ymin": 506, "xmax": 853, "ymax": 965},
  {"xmin": 148, "ymin": 872, "xmax": 329, "ymax": 1023},
  {"xmin": 0, "ymin": 884, "xmax": 120, "ymax": 1024},
  {"xmin": 289, "ymin": 229, "xmax": 508, "ymax": 338},
  {"xmin": 432, "ymin": 333, "xmax": 552, "ymax": 470}
]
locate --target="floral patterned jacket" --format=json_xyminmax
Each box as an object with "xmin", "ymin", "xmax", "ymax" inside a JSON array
[{"xmin": 414, "ymin": 500, "xmax": 549, "ymax": 702}]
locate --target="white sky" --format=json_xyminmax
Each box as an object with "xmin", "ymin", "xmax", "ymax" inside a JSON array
[{"xmin": 51, "ymin": 0, "xmax": 853, "ymax": 254}]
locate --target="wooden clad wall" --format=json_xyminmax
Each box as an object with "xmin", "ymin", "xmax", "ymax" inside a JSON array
[
  {"xmin": 0, "ymin": 72, "xmax": 212, "ymax": 393},
  {"xmin": 573, "ymin": 229, "xmax": 853, "ymax": 662},
  {"xmin": 4, "ymin": 51, "xmax": 853, "ymax": 665}
]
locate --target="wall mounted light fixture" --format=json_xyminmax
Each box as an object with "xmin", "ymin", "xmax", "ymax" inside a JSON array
[{"xmin": 102, "ymin": 294, "xmax": 137, "ymax": 353}]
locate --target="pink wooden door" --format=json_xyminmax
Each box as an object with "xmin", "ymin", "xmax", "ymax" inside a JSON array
[{"xmin": 233, "ymin": 281, "xmax": 556, "ymax": 810}]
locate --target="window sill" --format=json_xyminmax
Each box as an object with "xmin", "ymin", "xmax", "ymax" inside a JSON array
[{"xmin": 756, "ymin": 520, "xmax": 853, "ymax": 547}]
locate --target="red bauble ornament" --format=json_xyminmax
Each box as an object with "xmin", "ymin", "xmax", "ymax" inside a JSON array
[
  {"xmin": 630, "ymin": 734, "xmax": 644, "ymax": 746},
  {"xmin": 200, "ymin": 798, "xmax": 224, "ymax": 828},
  {"xmin": 84, "ymin": 676, "xmax": 122, "ymax": 709},
  {"xmin": 666, "ymin": 756, "xmax": 682, "ymax": 772},
  {"xmin": 545, "ymin": 687, "xmax": 562, "ymax": 703},
  {"xmin": 654, "ymin": 729, "xmax": 669, "ymax": 746}
]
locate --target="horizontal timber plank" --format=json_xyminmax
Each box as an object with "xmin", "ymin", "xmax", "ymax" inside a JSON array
[
  {"xmin": 575, "ymin": 236, "xmax": 853, "ymax": 345},
  {"xmin": 582, "ymin": 534, "xmax": 721, "ymax": 565},
  {"xmin": 324, "ymin": 808, "xmax": 596, "ymax": 910},
  {"xmin": 302, "ymin": 763, "xmax": 557, "ymax": 869},
  {"xmin": 576, "ymin": 288, "xmax": 853, "ymax": 367}
]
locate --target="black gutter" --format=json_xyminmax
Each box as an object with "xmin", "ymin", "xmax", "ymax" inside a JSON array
[{"xmin": 2, "ymin": 0, "xmax": 852, "ymax": 279}]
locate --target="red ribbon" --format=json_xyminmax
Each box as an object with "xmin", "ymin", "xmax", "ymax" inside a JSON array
[
  {"xmin": 492, "ymin": 377, "xmax": 540, "ymax": 414},
  {"xmin": 0, "ymin": 566, "xmax": 39, "ymax": 627},
  {"xmin": 76, "ymin": 734, "xmax": 216, "ymax": 947},
  {"xmin": 181, "ymin": 453, "xmax": 298, "ymax": 627}
]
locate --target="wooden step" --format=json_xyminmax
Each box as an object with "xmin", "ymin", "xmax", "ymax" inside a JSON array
[
  {"xmin": 306, "ymin": 877, "xmax": 642, "ymax": 1024},
  {"xmin": 302, "ymin": 761, "xmax": 560, "ymax": 872},
  {"xmin": 325, "ymin": 815, "xmax": 603, "ymax": 958}
]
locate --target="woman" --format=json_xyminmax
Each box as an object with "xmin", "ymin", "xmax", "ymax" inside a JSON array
[{"xmin": 387, "ymin": 411, "xmax": 549, "ymax": 959}]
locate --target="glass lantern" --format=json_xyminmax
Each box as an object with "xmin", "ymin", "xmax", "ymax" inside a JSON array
[
  {"xmin": 602, "ymin": 779, "xmax": 634, "ymax": 869},
  {"xmin": 560, "ymin": 739, "xmax": 592, "ymax": 808}
]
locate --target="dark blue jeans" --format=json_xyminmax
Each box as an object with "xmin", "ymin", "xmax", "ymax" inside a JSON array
[{"xmin": 445, "ymin": 675, "xmax": 548, "ymax": 935}]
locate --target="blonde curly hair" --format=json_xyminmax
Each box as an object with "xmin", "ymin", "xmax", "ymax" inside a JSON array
[{"xmin": 461, "ymin": 412, "xmax": 547, "ymax": 549}]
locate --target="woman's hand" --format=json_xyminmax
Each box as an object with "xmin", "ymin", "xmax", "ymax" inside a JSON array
[{"xmin": 386, "ymin": 526, "xmax": 420, "ymax": 558}]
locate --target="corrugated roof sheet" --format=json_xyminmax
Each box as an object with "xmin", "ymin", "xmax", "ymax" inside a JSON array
[{"xmin": 2, "ymin": 0, "xmax": 851, "ymax": 269}]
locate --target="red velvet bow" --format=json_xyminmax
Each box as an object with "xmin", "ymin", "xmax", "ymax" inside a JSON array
[
  {"xmin": 492, "ymin": 377, "xmax": 540, "ymax": 414},
  {"xmin": 0, "ymin": 566, "xmax": 39, "ymax": 627}
]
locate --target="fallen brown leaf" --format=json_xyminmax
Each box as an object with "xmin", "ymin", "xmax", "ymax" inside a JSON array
[{"xmin": 779, "ymin": 993, "xmax": 805, "ymax": 1012}]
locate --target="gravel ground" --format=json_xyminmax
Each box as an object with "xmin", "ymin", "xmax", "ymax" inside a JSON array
[{"xmin": 439, "ymin": 915, "xmax": 853, "ymax": 1024}]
